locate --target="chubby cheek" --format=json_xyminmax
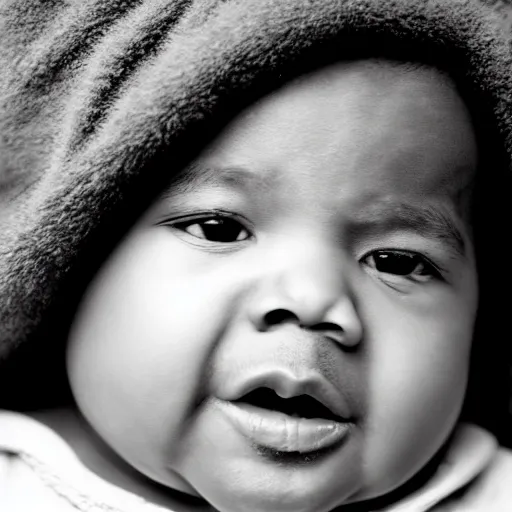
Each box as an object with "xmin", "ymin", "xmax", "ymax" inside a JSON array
[
  {"xmin": 66, "ymin": 228, "xmax": 251, "ymax": 486},
  {"xmin": 359, "ymin": 279, "xmax": 476, "ymax": 498}
]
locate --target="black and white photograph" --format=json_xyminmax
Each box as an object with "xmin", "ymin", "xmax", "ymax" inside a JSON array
[{"xmin": 1, "ymin": 1, "xmax": 512, "ymax": 510}]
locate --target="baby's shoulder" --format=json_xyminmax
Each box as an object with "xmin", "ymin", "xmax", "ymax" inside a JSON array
[{"xmin": 438, "ymin": 445, "xmax": 512, "ymax": 511}]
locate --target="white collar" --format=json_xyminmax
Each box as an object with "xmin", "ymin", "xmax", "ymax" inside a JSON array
[{"xmin": 381, "ymin": 423, "xmax": 497, "ymax": 511}]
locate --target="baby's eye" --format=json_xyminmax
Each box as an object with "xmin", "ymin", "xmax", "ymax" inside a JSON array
[
  {"xmin": 175, "ymin": 216, "xmax": 251, "ymax": 243},
  {"xmin": 362, "ymin": 250, "xmax": 441, "ymax": 282}
]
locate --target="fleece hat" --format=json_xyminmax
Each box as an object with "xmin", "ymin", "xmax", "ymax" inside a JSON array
[{"xmin": 1, "ymin": 0, "xmax": 512, "ymax": 429}]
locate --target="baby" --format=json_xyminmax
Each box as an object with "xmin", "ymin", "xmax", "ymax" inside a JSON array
[{"xmin": 1, "ymin": 1, "xmax": 512, "ymax": 512}]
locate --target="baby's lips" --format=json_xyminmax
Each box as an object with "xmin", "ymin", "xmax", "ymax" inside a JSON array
[{"xmin": 218, "ymin": 367, "xmax": 353, "ymax": 421}]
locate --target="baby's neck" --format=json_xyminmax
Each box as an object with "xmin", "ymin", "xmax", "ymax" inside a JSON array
[{"xmin": 25, "ymin": 406, "xmax": 213, "ymax": 512}]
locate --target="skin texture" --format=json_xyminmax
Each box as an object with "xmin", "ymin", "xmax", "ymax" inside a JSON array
[{"xmin": 66, "ymin": 60, "xmax": 479, "ymax": 512}]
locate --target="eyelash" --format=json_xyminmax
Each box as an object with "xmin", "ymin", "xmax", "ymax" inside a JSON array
[
  {"xmin": 163, "ymin": 214, "xmax": 443, "ymax": 282},
  {"xmin": 162, "ymin": 212, "xmax": 253, "ymax": 244},
  {"xmin": 361, "ymin": 250, "xmax": 442, "ymax": 283}
]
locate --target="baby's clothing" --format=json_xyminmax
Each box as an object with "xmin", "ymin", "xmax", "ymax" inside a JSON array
[
  {"xmin": 0, "ymin": 411, "xmax": 168, "ymax": 512},
  {"xmin": 0, "ymin": 410, "xmax": 511, "ymax": 512}
]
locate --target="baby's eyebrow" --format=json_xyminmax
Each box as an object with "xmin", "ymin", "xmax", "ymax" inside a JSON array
[
  {"xmin": 166, "ymin": 163, "xmax": 274, "ymax": 197},
  {"xmin": 345, "ymin": 202, "xmax": 467, "ymax": 258}
]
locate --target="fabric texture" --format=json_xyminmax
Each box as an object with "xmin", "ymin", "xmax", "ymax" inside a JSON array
[
  {"xmin": 0, "ymin": 411, "xmax": 169, "ymax": 511},
  {"xmin": 0, "ymin": 410, "xmax": 510, "ymax": 512}
]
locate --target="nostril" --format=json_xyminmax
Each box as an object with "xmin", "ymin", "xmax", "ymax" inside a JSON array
[
  {"xmin": 260, "ymin": 313, "xmax": 348, "ymax": 345},
  {"xmin": 310, "ymin": 322, "xmax": 343, "ymax": 333},
  {"xmin": 262, "ymin": 309, "xmax": 300, "ymax": 329},
  {"xmin": 310, "ymin": 322, "xmax": 358, "ymax": 350}
]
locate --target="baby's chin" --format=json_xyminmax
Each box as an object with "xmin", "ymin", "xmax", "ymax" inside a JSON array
[
  {"xmin": 158, "ymin": 405, "xmax": 366, "ymax": 512},
  {"xmin": 108, "ymin": 398, "xmax": 456, "ymax": 512},
  {"xmin": 119, "ymin": 428, "xmax": 442, "ymax": 512},
  {"xmin": 167, "ymin": 466, "xmax": 410, "ymax": 512},
  {"xmin": 168, "ymin": 457, "xmax": 439, "ymax": 512}
]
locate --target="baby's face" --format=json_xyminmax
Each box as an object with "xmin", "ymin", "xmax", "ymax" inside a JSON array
[{"xmin": 67, "ymin": 60, "xmax": 479, "ymax": 512}]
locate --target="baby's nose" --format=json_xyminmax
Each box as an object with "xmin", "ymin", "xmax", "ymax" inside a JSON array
[{"xmin": 247, "ymin": 243, "xmax": 363, "ymax": 348}]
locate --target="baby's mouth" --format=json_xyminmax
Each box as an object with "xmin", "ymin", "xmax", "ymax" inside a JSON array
[
  {"xmin": 235, "ymin": 387, "xmax": 342, "ymax": 423},
  {"xmin": 215, "ymin": 386, "xmax": 352, "ymax": 454}
]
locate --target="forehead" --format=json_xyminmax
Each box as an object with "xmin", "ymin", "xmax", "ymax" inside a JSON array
[
  {"xmin": 171, "ymin": 61, "xmax": 478, "ymax": 228},
  {"xmin": 195, "ymin": 60, "xmax": 477, "ymax": 201}
]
